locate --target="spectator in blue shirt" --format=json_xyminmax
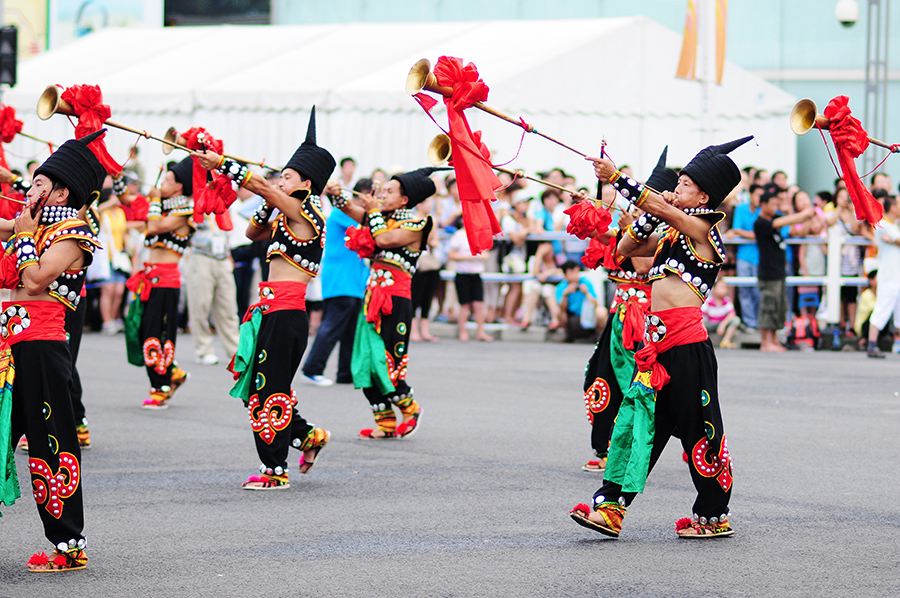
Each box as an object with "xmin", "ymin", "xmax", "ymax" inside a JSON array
[
  {"xmin": 726, "ymin": 183, "xmax": 763, "ymax": 328},
  {"xmin": 301, "ymin": 178, "xmax": 372, "ymax": 386}
]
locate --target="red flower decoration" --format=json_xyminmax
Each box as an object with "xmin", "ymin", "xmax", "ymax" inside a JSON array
[
  {"xmin": 0, "ymin": 105, "xmax": 23, "ymax": 144},
  {"xmin": 581, "ymin": 236, "xmax": 618, "ymax": 271},
  {"xmin": 129, "ymin": 195, "xmax": 149, "ymax": 221},
  {"xmin": 345, "ymin": 226, "xmax": 375, "ymax": 259},
  {"xmin": 565, "ymin": 202, "xmax": 612, "ymax": 240},
  {"xmin": 59, "ymin": 84, "xmax": 122, "ymax": 176}
]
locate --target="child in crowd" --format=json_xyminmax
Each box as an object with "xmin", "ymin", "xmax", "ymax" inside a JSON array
[
  {"xmin": 701, "ymin": 279, "xmax": 741, "ymax": 349},
  {"xmin": 556, "ymin": 261, "xmax": 603, "ymax": 343},
  {"xmin": 447, "ymin": 223, "xmax": 494, "ymax": 342}
]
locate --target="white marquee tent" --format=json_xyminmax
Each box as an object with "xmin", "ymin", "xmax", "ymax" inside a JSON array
[{"xmin": 2, "ymin": 17, "xmax": 796, "ymax": 190}]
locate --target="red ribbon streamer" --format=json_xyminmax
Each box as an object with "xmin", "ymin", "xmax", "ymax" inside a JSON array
[
  {"xmin": 822, "ymin": 96, "xmax": 884, "ymax": 225},
  {"xmin": 59, "ymin": 84, "xmax": 123, "ymax": 176},
  {"xmin": 430, "ymin": 56, "xmax": 502, "ymax": 254}
]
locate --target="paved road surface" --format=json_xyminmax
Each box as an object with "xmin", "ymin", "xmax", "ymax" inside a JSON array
[{"xmin": 1, "ymin": 332, "xmax": 898, "ymax": 597}]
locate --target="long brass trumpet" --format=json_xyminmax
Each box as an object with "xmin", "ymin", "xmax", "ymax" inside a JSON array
[
  {"xmin": 790, "ymin": 98, "xmax": 898, "ymax": 152},
  {"xmin": 37, "ymin": 85, "xmax": 272, "ymax": 167},
  {"xmin": 408, "ymin": 59, "xmax": 590, "ymax": 158},
  {"xmin": 427, "ymin": 133, "xmax": 622, "ymax": 212}
]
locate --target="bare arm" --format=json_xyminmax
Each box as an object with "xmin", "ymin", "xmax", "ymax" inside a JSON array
[{"xmin": 772, "ymin": 207, "xmax": 814, "ymax": 229}]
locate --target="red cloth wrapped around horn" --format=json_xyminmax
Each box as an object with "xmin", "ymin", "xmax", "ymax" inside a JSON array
[
  {"xmin": 430, "ymin": 56, "xmax": 502, "ymax": 255},
  {"xmin": 564, "ymin": 202, "xmax": 612, "ymax": 240},
  {"xmin": 0, "ymin": 104, "xmax": 24, "ymax": 217},
  {"xmin": 823, "ymin": 96, "xmax": 884, "ymax": 226},
  {"xmin": 59, "ymin": 85, "xmax": 123, "ymax": 176},
  {"xmin": 181, "ymin": 127, "xmax": 235, "ymax": 231}
]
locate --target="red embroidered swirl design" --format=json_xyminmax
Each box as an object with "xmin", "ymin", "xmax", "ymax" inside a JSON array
[
  {"xmin": 248, "ymin": 393, "xmax": 294, "ymax": 444},
  {"xmin": 29, "ymin": 453, "xmax": 80, "ymax": 519}
]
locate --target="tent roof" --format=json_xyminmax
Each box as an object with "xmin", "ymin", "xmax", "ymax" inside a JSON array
[{"xmin": 6, "ymin": 17, "xmax": 795, "ymax": 119}]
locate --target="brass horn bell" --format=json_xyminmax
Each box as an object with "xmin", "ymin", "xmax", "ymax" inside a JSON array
[
  {"xmin": 162, "ymin": 127, "xmax": 184, "ymax": 155},
  {"xmin": 790, "ymin": 99, "xmax": 831, "ymax": 136},
  {"xmin": 427, "ymin": 134, "xmax": 452, "ymax": 166},
  {"xmin": 37, "ymin": 85, "xmax": 76, "ymax": 120},
  {"xmin": 406, "ymin": 59, "xmax": 453, "ymax": 97}
]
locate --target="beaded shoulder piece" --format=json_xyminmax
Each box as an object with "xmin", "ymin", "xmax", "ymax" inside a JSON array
[
  {"xmin": 33, "ymin": 205, "xmax": 101, "ymax": 309},
  {"xmin": 647, "ymin": 208, "xmax": 726, "ymax": 300},
  {"xmin": 266, "ymin": 191, "xmax": 326, "ymax": 276},
  {"xmin": 370, "ymin": 211, "xmax": 434, "ymax": 276}
]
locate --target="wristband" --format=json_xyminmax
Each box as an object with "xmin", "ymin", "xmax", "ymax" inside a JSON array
[
  {"xmin": 147, "ymin": 197, "xmax": 162, "ymax": 220},
  {"xmin": 608, "ymin": 170, "xmax": 650, "ymax": 208},
  {"xmin": 367, "ymin": 209, "xmax": 387, "ymax": 237},
  {"xmin": 10, "ymin": 175, "xmax": 32, "ymax": 195},
  {"xmin": 218, "ymin": 158, "xmax": 251, "ymax": 187},
  {"xmin": 327, "ymin": 191, "xmax": 350, "ymax": 210},
  {"xmin": 628, "ymin": 213, "xmax": 661, "ymax": 243},
  {"xmin": 251, "ymin": 202, "xmax": 273, "ymax": 228},
  {"xmin": 111, "ymin": 176, "xmax": 127, "ymax": 196},
  {"xmin": 15, "ymin": 232, "xmax": 38, "ymax": 273}
]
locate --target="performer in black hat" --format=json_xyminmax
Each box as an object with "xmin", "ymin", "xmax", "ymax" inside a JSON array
[
  {"xmin": 322, "ymin": 167, "xmax": 434, "ymax": 439},
  {"xmin": 193, "ymin": 107, "xmax": 332, "ymax": 490},
  {"xmin": 570, "ymin": 147, "xmax": 678, "ymax": 474},
  {"xmin": 0, "ymin": 130, "xmax": 106, "ymax": 571},
  {"xmin": 570, "ymin": 137, "xmax": 750, "ymax": 540},
  {"xmin": 122, "ymin": 156, "xmax": 194, "ymax": 409}
]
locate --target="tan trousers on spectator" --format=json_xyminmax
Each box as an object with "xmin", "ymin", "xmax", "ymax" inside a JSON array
[{"xmin": 184, "ymin": 252, "xmax": 240, "ymax": 360}]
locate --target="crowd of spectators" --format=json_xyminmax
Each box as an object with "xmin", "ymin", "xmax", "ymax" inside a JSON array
[{"xmin": 4, "ymin": 151, "xmax": 896, "ymax": 362}]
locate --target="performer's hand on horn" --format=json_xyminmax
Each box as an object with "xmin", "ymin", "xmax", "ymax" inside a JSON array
[
  {"xmin": 585, "ymin": 156, "xmax": 616, "ymax": 183},
  {"xmin": 192, "ymin": 149, "xmax": 223, "ymax": 171},
  {"xmin": 323, "ymin": 179, "xmax": 342, "ymax": 197},
  {"xmin": 570, "ymin": 189, "xmax": 590, "ymax": 204},
  {"xmin": 661, "ymin": 190, "xmax": 678, "ymax": 206}
]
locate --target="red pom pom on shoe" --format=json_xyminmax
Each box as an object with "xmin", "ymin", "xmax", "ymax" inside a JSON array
[
  {"xmin": 675, "ymin": 517, "xmax": 694, "ymax": 531},
  {"xmin": 570, "ymin": 503, "xmax": 591, "ymax": 516},
  {"xmin": 52, "ymin": 554, "xmax": 70, "ymax": 568},
  {"xmin": 27, "ymin": 552, "xmax": 49, "ymax": 566}
]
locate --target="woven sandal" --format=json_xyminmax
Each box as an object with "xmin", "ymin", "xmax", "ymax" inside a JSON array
[
  {"xmin": 167, "ymin": 366, "xmax": 189, "ymax": 399},
  {"xmin": 298, "ymin": 428, "xmax": 330, "ymax": 474},
  {"xmin": 569, "ymin": 502, "xmax": 624, "ymax": 538},
  {"xmin": 358, "ymin": 428, "xmax": 397, "ymax": 439},
  {"xmin": 582, "ymin": 457, "xmax": 606, "ymax": 472},
  {"xmin": 76, "ymin": 425, "xmax": 91, "ymax": 450},
  {"xmin": 396, "ymin": 404, "xmax": 422, "ymax": 438},
  {"xmin": 242, "ymin": 472, "xmax": 289, "ymax": 490},
  {"xmin": 142, "ymin": 390, "xmax": 169, "ymax": 410},
  {"xmin": 675, "ymin": 517, "xmax": 734, "ymax": 538},
  {"xmin": 27, "ymin": 548, "xmax": 87, "ymax": 572}
]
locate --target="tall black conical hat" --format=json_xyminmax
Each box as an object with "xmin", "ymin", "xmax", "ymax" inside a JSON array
[
  {"xmin": 168, "ymin": 156, "xmax": 194, "ymax": 196},
  {"xmin": 392, "ymin": 166, "xmax": 440, "ymax": 209},
  {"xmin": 680, "ymin": 135, "xmax": 753, "ymax": 208},
  {"xmin": 645, "ymin": 146, "xmax": 679, "ymax": 194},
  {"xmin": 34, "ymin": 129, "xmax": 108, "ymax": 208},
  {"xmin": 284, "ymin": 106, "xmax": 336, "ymax": 196}
]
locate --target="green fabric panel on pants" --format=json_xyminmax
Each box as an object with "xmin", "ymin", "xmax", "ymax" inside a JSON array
[
  {"xmin": 351, "ymin": 310, "xmax": 394, "ymax": 395},
  {"xmin": 124, "ymin": 298, "xmax": 145, "ymax": 367}
]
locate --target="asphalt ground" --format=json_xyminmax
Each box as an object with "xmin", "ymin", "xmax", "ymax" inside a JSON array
[{"xmin": 0, "ymin": 331, "xmax": 898, "ymax": 598}]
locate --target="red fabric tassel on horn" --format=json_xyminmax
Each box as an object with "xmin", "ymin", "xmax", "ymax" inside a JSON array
[
  {"xmin": 59, "ymin": 85, "xmax": 123, "ymax": 176},
  {"xmin": 823, "ymin": 96, "xmax": 884, "ymax": 226}
]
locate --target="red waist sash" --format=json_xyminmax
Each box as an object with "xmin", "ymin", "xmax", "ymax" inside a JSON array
[
  {"xmin": 634, "ymin": 306, "xmax": 708, "ymax": 390},
  {"xmin": 0, "ymin": 301, "xmax": 68, "ymax": 345},
  {"xmin": 242, "ymin": 280, "xmax": 307, "ymax": 323},
  {"xmin": 126, "ymin": 262, "xmax": 182, "ymax": 300},
  {"xmin": 365, "ymin": 265, "xmax": 412, "ymax": 329},
  {"xmin": 611, "ymin": 283, "xmax": 652, "ymax": 350}
]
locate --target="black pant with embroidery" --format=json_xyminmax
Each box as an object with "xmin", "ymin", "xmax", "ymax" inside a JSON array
[
  {"xmin": 10, "ymin": 340, "xmax": 85, "ymax": 548},
  {"xmin": 593, "ymin": 339, "xmax": 732, "ymax": 521},
  {"xmin": 65, "ymin": 299, "xmax": 87, "ymax": 424},
  {"xmin": 362, "ymin": 296, "xmax": 415, "ymax": 429},
  {"xmin": 139, "ymin": 287, "xmax": 180, "ymax": 391},
  {"xmin": 583, "ymin": 316, "xmax": 626, "ymax": 458},
  {"xmin": 249, "ymin": 309, "xmax": 314, "ymax": 472}
]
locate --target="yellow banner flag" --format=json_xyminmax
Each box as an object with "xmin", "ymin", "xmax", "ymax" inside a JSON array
[
  {"xmin": 675, "ymin": 0, "xmax": 698, "ymax": 80},
  {"xmin": 715, "ymin": 0, "xmax": 728, "ymax": 84}
]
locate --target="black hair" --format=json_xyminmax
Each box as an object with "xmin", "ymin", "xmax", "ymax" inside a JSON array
[
  {"xmin": 353, "ymin": 177, "xmax": 373, "ymax": 195},
  {"xmin": 748, "ymin": 183, "xmax": 763, "ymax": 195},
  {"xmin": 340, "ymin": 156, "xmax": 355, "ymax": 167},
  {"xmin": 561, "ymin": 260, "xmax": 580, "ymax": 272},
  {"xmin": 882, "ymin": 194, "xmax": 896, "ymax": 212},
  {"xmin": 872, "ymin": 188, "xmax": 889, "ymax": 200},
  {"xmin": 871, "ymin": 171, "xmax": 888, "ymax": 184},
  {"xmin": 540, "ymin": 189, "xmax": 559, "ymax": 203},
  {"xmin": 759, "ymin": 190, "xmax": 777, "ymax": 204}
]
